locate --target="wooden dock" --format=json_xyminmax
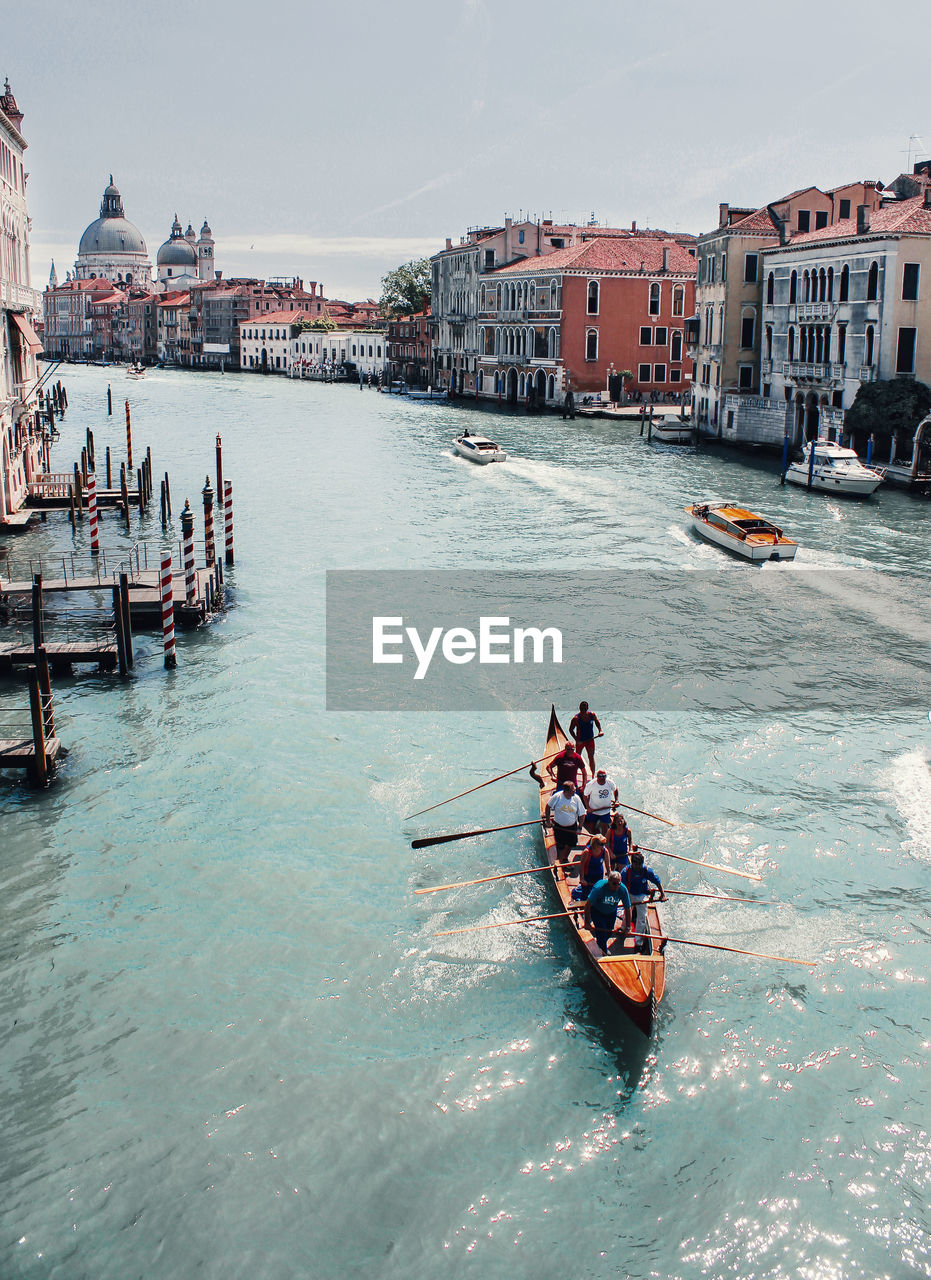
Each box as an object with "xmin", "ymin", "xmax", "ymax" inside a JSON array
[{"xmin": 0, "ymin": 639, "xmax": 118, "ymax": 675}]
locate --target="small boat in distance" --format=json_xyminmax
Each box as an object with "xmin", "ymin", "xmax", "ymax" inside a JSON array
[
  {"xmin": 127, "ymin": 362, "xmax": 145, "ymax": 378},
  {"xmin": 454, "ymin": 431, "xmax": 507, "ymax": 464},
  {"xmin": 650, "ymin": 416, "xmax": 695, "ymax": 444},
  {"xmin": 407, "ymin": 387, "xmax": 447, "ymax": 401},
  {"xmin": 686, "ymin": 503, "xmax": 798, "ymax": 561},
  {"xmin": 784, "ymin": 439, "xmax": 883, "ymax": 496}
]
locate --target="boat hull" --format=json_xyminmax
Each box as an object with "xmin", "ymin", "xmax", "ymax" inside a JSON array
[
  {"xmin": 651, "ymin": 419, "xmax": 695, "ymax": 444},
  {"xmin": 784, "ymin": 464, "xmax": 881, "ymax": 496},
  {"xmin": 687, "ymin": 505, "xmax": 798, "ymax": 562},
  {"xmin": 538, "ymin": 706, "xmax": 665, "ymax": 1035},
  {"xmin": 454, "ymin": 439, "xmax": 506, "ymax": 464}
]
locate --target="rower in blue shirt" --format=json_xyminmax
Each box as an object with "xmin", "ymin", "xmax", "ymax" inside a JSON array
[
  {"xmin": 622, "ymin": 851, "xmax": 666, "ymax": 954},
  {"xmin": 584, "ymin": 870, "xmax": 631, "ymax": 955}
]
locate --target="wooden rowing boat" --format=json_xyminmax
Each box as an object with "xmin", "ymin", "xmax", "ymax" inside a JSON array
[{"xmin": 538, "ymin": 706, "xmax": 666, "ymax": 1035}]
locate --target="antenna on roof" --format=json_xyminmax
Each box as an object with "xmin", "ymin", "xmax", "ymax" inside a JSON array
[{"xmin": 903, "ymin": 134, "xmax": 928, "ymax": 170}]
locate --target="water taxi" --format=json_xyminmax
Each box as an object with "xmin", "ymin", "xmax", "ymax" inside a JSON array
[
  {"xmin": 686, "ymin": 503, "xmax": 798, "ymax": 561},
  {"xmin": 784, "ymin": 439, "xmax": 883, "ymax": 496},
  {"xmin": 650, "ymin": 416, "xmax": 695, "ymax": 444},
  {"xmin": 454, "ymin": 432, "xmax": 507, "ymax": 464}
]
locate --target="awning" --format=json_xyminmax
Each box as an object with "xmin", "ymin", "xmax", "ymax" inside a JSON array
[{"xmin": 10, "ymin": 311, "xmax": 42, "ymax": 352}]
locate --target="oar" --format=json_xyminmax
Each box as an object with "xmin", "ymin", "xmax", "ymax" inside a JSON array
[
  {"xmin": 415, "ymin": 861, "xmax": 555, "ymax": 894},
  {"xmin": 405, "ymin": 735, "xmax": 604, "ymax": 820},
  {"xmin": 411, "ymin": 820, "xmax": 542, "ymax": 849},
  {"xmin": 435, "ymin": 909, "xmax": 581, "ymax": 936},
  {"xmin": 664, "ymin": 888, "xmax": 777, "ymax": 906},
  {"xmin": 612, "ymin": 800, "xmax": 676, "ymax": 828},
  {"xmin": 609, "ymin": 930, "xmax": 816, "ymax": 968},
  {"xmin": 638, "ymin": 844, "xmax": 763, "ymax": 883}
]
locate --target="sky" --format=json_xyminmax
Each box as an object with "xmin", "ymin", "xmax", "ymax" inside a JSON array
[{"xmin": 10, "ymin": 0, "xmax": 930, "ymax": 301}]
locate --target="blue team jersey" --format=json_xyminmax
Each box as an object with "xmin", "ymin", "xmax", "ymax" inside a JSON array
[
  {"xmin": 587, "ymin": 878, "xmax": 631, "ymax": 919},
  {"xmin": 623, "ymin": 864, "xmax": 662, "ymax": 897}
]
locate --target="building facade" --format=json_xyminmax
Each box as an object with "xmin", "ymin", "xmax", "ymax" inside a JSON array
[
  {"xmin": 386, "ymin": 310, "xmax": 432, "ymax": 387},
  {"xmin": 0, "ymin": 80, "xmax": 44, "ymax": 526}
]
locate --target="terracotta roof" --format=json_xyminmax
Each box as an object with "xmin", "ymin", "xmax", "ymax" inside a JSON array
[
  {"xmin": 244, "ymin": 309, "xmax": 303, "ymax": 324},
  {"xmin": 491, "ymin": 236, "xmax": 696, "ymax": 276},
  {"xmin": 777, "ymin": 196, "xmax": 931, "ymax": 246}
]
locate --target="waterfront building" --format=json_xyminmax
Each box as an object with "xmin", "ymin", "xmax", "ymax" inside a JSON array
[
  {"xmin": 190, "ymin": 277, "xmax": 323, "ymax": 369},
  {"xmin": 690, "ymin": 181, "xmax": 882, "ymax": 440},
  {"xmin": 157, "ymin": 291, "xmax": 190, "ymax": 364},
  {"xmin": 238, "ymin": 316, "xmax": 387, "ymax": 377},
  {"xmin": 74, "ymin": 176, "xmax": 153, "ymax": 287},
  {"xmin": 386, "ymin": 310, "xmax": 432, "ymax": 387},
  {"xmin": 0, "ymin": 79, "xmax": 44, "ymax": 526},
  {"xmin": 759, "ymin": 175, "xmax": 931, "ymax": 458},
  {"xmin": 112, "ymin": 290, "xmax": 159, "ymax": 364},
  {"xmin": 480, "ymin": 236, "xmax": 696, "ymax": 407}
]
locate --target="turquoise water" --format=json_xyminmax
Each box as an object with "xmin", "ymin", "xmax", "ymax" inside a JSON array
[{"xmin": 1, "ymin": 366, "xmax": 929, "ymax": 1280}]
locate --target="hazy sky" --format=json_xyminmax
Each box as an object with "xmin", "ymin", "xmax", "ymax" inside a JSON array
[{"xmin": 10, "ymin": 0, "xmax": 929, "ymax": 300}]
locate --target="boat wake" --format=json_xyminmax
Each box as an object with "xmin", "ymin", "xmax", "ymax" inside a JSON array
[{"xmin": 888, "ymin": 749, "xmax": 931, "ymax": 860}]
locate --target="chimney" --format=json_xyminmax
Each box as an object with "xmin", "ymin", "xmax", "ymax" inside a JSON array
[
  {"xmin": 663, "ymin": 247, "xmax": 670, "ymax": 271},
  {"xmin": 925, "ymin": 187, "xmax": 931, "ymax": 209},
  {"xmin": 719, "ymin": 203, "xmax": 730, "ymax": 228},
  {"xmin": 631, "ymin": 219, "xmax": 637, "ymax": 232},
  {"xmin": 856, "ymin": 205, "xmax": 871, "ymax": 234},
  {"xmin": 446, "ymin": 238, "xmax": 452, "ymax": 250}
]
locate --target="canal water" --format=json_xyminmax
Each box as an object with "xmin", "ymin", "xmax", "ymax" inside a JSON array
[{"xmin": 1, "ymin": 366, "xmax": 929, "ymax": 1280}]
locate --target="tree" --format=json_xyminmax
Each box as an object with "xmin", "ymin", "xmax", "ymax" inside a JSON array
[
  {"xmin": 380, "ymin": 259, "xmax": 431, "ymax": 318},
  {"xmin": 844, "ymin": 377, "xmax": 931, "ymax": 438}
]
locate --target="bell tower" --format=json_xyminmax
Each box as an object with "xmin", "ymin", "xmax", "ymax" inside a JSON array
[{"xmin": 197, "ymin": 218, "xmax": 215, "ymax": 281}]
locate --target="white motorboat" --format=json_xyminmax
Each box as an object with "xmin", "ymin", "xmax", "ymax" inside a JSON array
[
  {"xmin": 784, "ymin": 439, "xmax": 883, "ymax": 497},
  {"xmin": 408, "ymin": 387, "xmax": 447, "ymax": 401},
  {"xmin": 454, "ymin": 432, "xmax": 507, "ymax": 464},
  {"xmin": 650, "ymin": 416, "xmax": 695, "ymax": 444},
  {"xmin": 686, "ymin": 503, "xmax": 798, "ymax": 562}
]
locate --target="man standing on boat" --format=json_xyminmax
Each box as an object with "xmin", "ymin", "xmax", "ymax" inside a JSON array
[
  {"xmin": 569, "ymin": 701, "xmax": 601, "ymax": 772},
  {"xmin": 622, "ymin": 852, "xmax": 666, "ymax": 955},
  {"xmin": 584, "ymin": 871, "xmax": 631, "ymax": 954},
  {"xmin": 544, "ymin": 781, "xmax": 586, "ymax": 863},
  {"xmin": 546, "ymin": 741, "xmax": 587, "ymax": 792},
  {"xmin": 583, "ymin": 767, "xmax": 618, "ymax": 832}
]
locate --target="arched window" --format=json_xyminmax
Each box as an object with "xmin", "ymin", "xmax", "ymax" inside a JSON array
[
  {"xmin": 585, "ymin": 328, "xmax": 598, "ymax": 361},
  {"xmin": 649, "ymin": 283, "xmax": 661, "ymax": 315},
  {"xmin": 839, "ymin": 264, "xmax": 849, "ymax": 302},
  {"xmin": 790, "ymin": 270, "xmax": 797, "ymax": 304},
  {"xmin": 818, "ymin": 268, "xmax": 827, "ymax": 302},
  {"xmin": 477, "ymin": 371, "xmax": 483, "ymax": 392},
  {"xmin": 788, "ymin": 326, "xmax": 795, "ymax": 360},
  {"xmin": 550, "ymin": 279, "xmax": 559, "ymax": 309},
  {"xmin": 480, "ymin": 285, "xmax": 486, "ymax": 310},
  {"xmin": 803, "ymin": 270, "xmax": 811, "ymax": 302},
  {"xmin": 765, "ymin": 325, "xmax": 773, "ymax": 360},
  {"xmin": 587, "ymin": 280, "xmax": 599, "ymax": 315},
  {"xmin": 672, "ymin": 285, "xmax": 685, "ymax": 316},
  {"xmin": 867, "ymin": 261, "xmax": 879, "ymax": 301},
  {"xmin": 547, "ymin": 374, "xmax": 555, "ymax": 400},
  {"xmin": 827, "ymin": 267, "xmax": 834, "ymax": 302},
  {"xmin": 671, "ymin": 330, "xmax": 682, "ymax": 362},
  {"xmin": 766, "ymin": 272, "xmax": 774, "ymax": 305},
  {"xmin": 865, "ymin": 325, "xmax": 874, "ymax": 365},
  {"xmin": 718, "ymin": 304, "xmax": 724, "ymax": 342}
]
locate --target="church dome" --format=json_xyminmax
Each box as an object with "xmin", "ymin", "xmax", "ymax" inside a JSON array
[
  {"xmin": 78, "ymin": 177, "xmax": 148, "ymax": 257},
  {"xmin": 157, "ymin": 214, "xmax": 197, "ymax": 268}
]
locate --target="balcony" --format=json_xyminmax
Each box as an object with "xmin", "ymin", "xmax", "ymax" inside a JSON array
[
  {"xmin": 792, "ymin": 302, "xmax": 836, "ymax": 321},
  {"xmin": 783, "ymin": 361, "xmax": 846, "ymax": 384},
  {"xmin": 858, "ymin": 364, "xmax": 877, "ymax": 382},
  {"xmin": 0, "ymin": 280, "xmax": 40, "ymax": 311}
]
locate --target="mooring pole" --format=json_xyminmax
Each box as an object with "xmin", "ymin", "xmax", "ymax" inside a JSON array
[
  {"xmin": 216, "ymin": 434, "xmax": 223, "ymax": 513},
  {"xmin": 32, "ymin": 573, "xmax": 44, "ymax": 650},
  {"xmin": 224, "ymin": 479, "xmax": 234, "ymax": 566},
  {"xmin": 125, "ymin": 399, "xmax": 133, "ymax": 471},
  {"xmin": 106, "ymin": 445, "xmax": 112, "ymax": 490},
  {"xmin": 164, "ymin": 471, "xmax": 172, "ymax": 519},
  {"xmin": 120, "ymin": 462, "xmax": 130, "ymax": 533},
  {"xmin": 88, "ymin": 472, "xmax": 100, "ymax": 554},
  {"xmin": 36, "ymin": 646, "xmax": 54, "ymax": 738},
  {"xmin": 28, "ymin": 668, "xmax": 48, "ymax": 788},
  {"xmin": 160, "ymin": 552, "xmax": 177, "ymax": 669},
  {"xmin": 202, "ymin": 476, "xmax": 215, "ymax": 568},
  {"xmin": 119, "ymin": 572, "xmax": 133, "ymax": 669},
  {"xmin": 107, "ymin": 383, "xmax": 112, "ymax": 416},
  {"xmin": 112, "ymin": 584, "xmax": 127, "ymax": 676},
  {"xmin": 780, "ymin": 431, "xmax": 790, "ymax": 485},
  {"xmin": 181, "ymin": 499, "xmax": 196, "ymax": 604}
]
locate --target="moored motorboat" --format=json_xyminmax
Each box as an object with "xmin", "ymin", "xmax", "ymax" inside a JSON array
[
  {"xmin": 784, "ymin": 439, "xmax": 883, "ymax": 496},
  {"xmin": 454, "ymin": 431, "xmax": 507, "ymax": 464},
  {"xmin": 407, "ymin": 387, "xmax": 447, "ymax": 401},
  {"xmin": 537, "ymin": 706, "xmax": 666, "ymax": 1035},
  {"xmin": 650, "ymin": 415, "xmax": 695, "ymax": 444},
  {"xmin": 686, "ymin": 503, "xmax": 798, "ymax": 561}
]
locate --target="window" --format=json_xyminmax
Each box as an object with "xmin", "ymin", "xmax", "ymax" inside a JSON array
[
  {"xmin": 790, "ymin": 270, "xmax": 797, "ymax": 303},
  {"xmin": 721, "ymin": 254, "xmax": 727, "ymax": 282},
  {"xmin": 672, "ymin": 285, "xmax": 684, "ymax": 316},
  {"xmin": 865, "ymin": 325, "xmax": 874, "ymax": 365},
  {"xmin": 839, "ymin": 198, "xmax": 851, "ymax": 220},
  {"xmin": 788, "ymin": 326, "xmax": 795, "ymax": 360},
  {"xmin": 518, "ymin": 230, "xmax": 525, "ymax": 245},
  {"xmin": 738, "ymin": 365, "xmax": 753, "ymax": 390},
  {"xmin": 484, "ymin": 249, "xmax": 495, "ymax": 270},
  {"xmin": 654, "ymin": 327, "xmax": 667, "ymax": 346},
  {"xmin": 587, "ymin": 280, "xmax": 599, "ymax": 315},
  {"xmin": 709, "ymin": 257, "xmax": 717, "ymax": 284},
  {"xmin": 585, "ymin": 328, "xmax": 598, "ymax": 361},
  {"xmin": 766, "ymin": 272, "xmax": 774, "ymax": 305},
  {"xmin": 765, "ymin": 325, "xmax": 773, "ymax": 360},
  {"xmin": 797, "ymin": 210, "xmax": 811, "ymax": 233},
  {"xmin": 837, "ymin": 324, "xmax": 846, "ymax": 363},
  {"xmin": 740, "ymin": 314, "xmax": 755, "ymax": 349},
  {"xmin": 671, "ymin": 331, "xmax": 682, "ymax": 361},
  {"xmin": 649, "ymin": 283, "xmax": 660, "ymax": 315},
  {"xmin": 903, "ymin": 262, "xmax": 920, "ymax": 301},
  {"xmin": 639, "ymin": 326, "xmax": 652, "ymax": 345},
  {"xmin": 653, "ymin": 364, "xmax": 666, "ymax": 382},
  {"xmin": 838, "ymin": 264, "xmax": 849, "ymax": 302},
  {"xmin": 896, "ymin": 327, "xmax": 916, "ymax": 374},
  {"xmin": 867, "ymin": 261, "xmax": 879, "ymax": 300},
  {"xmin": 744, "ymin": 254, "xmax": 758, "ymax": 283},
  {"xmin": 638, "ymin": 363, "xmax": 651, "ymax": 382},
  {"xmin": 815, "ymin": 211, "xmax": 828, "ymax": 230},
  {"xmin": 670, "ymin": 369, "xmax": 681, "ymax": 383}
]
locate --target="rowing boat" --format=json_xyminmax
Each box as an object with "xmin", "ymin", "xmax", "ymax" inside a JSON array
[{"xmin": 538, "ymin": 706, "xmax": 666, "ymax": 1035}]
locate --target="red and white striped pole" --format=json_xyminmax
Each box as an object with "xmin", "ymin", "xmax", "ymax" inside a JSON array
[
  {"xmin": 224, "ymin": 478, "xmax": 233, "ymax": 566},
  {"xmin": 87, "ymin": 472, "xmax": 100, "ymax": 554},
  {"xmin": 181, "ymin": 499, "xmax": 196, "ymax": 604},
  {"xmin": 202, "ymin": 476, "xmax": 215, "ymax": 567},
  {"xmin": 160, "ymin": 552, "xmax": 176, "ymax": 669},
  {"xmin": 125, "ymin": 399, "xmax": 133, "ymax": 471}
]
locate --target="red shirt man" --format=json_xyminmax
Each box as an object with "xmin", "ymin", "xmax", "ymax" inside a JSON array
[{"xmin": 547, "ymin": 742, "xmax": 587, "ymax": 792}]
